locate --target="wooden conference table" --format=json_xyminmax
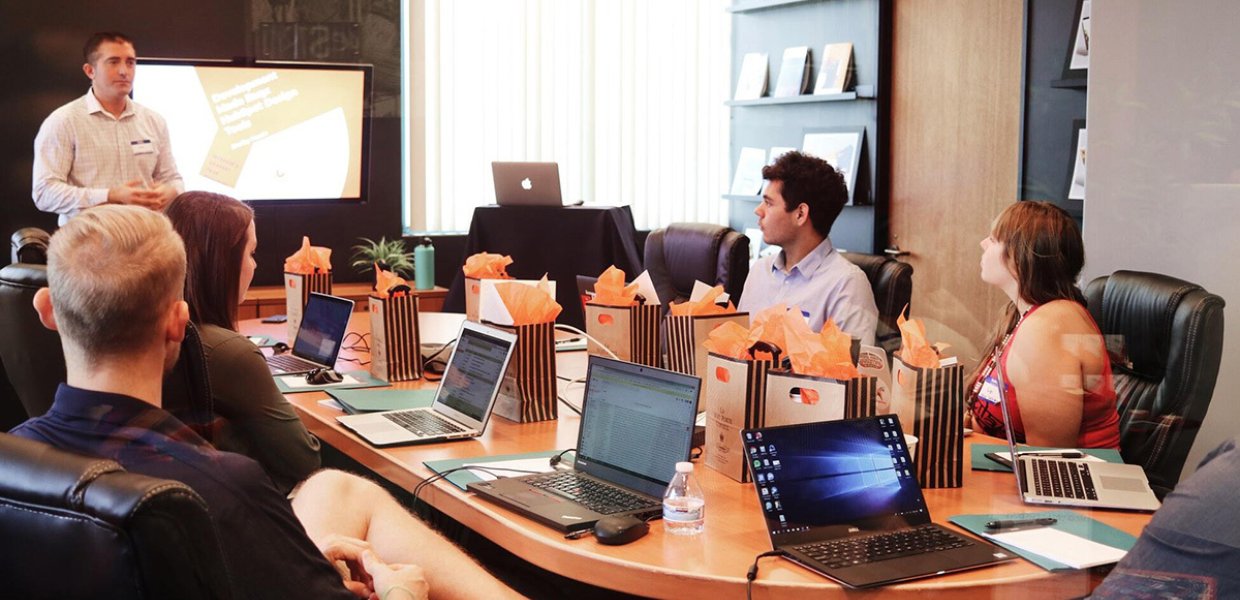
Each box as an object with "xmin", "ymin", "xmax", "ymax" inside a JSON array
[{"xmin": 244, "ymin": 313, "xmax": 1152, "ymax": 599}]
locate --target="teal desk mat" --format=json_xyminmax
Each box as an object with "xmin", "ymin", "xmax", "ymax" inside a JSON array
[
  {"xmin": 971, "ymin": 443, "xmax": 1124, "ymax": 472},
  {"xmin": 246, "ymin": 335, "xmax": 278, "ymax": 348},
  {"xmin": 327, "ymin": 388, "xmax": 436, "ymax": 414},
  {"xmin": 425, "ymin": 451, "xmax": 575, "ymax": 491},
  {"xmin": 949, "ymin": 510, "xmax": 1137, "ymax": 571},
  {"xmin": 273, "ymin": 370, "xmax": 390, "ymax": 394}
]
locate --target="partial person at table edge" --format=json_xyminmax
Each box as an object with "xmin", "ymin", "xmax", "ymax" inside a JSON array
[
  {"xmin": 738, "ymin": 151, "xmax": 879, "ymax": 346},
  {"xmin": 32, "ymin": 31, "xmax": 183, "ymax": 226}
]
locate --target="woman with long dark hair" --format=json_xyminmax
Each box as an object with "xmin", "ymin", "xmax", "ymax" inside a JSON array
[
  {"xmin": 166, "ymin": 191, "xmax": 320, "ymax": 491},
  {"xmin": 968, "ymin": 201, "xmax": 1119, "ymax": 449}
]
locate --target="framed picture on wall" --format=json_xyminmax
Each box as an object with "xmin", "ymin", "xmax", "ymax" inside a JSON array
[
  {"xmin": 1066, "ymin": 120, "xmax": 1087, "ymax": 201},
  {"xmin": 802, "ymin": 127, "xmax": 866, "ymax": 205},
  {"xmin": 1061, "ymin": 0, "xmax": 1091, "ymax": 80}
]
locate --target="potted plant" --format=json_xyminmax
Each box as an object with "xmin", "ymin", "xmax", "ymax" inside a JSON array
[{"xmin": 350, "ymin": 237, "xmax": 415, "ymax": 288}]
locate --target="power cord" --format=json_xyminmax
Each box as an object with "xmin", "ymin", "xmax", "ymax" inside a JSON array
[
  {"xmin": 553, "ymin": 324, "xmax": 618, "ymax": 360},
  {"xmin": 556, "ymin": 375, "xmax": 587, "ymax": 415},
  {"xmin": 343, "ymin": 332, "xmax": 371, "ymax": 352},
  {"xmin": 548, "ymin": 448, "xmax": 577, "ymax": 469},
  {"xmin": 420, "ymin": 337, "xmax": 458, "ymax": 382},
  {"xmin": 412, "ymin": 465, "xmax": 541, "ymax": 513},
  {"xmin": 746, "ymin": 550, "xmax": 785, "ymax": 600}
]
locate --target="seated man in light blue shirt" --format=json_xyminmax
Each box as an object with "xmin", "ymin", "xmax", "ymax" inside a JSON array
[{"xmin": 738, "ymin": 151, "xmax": 878, "ymax": 346}]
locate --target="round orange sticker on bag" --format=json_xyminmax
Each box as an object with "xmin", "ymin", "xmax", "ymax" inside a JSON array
[{"xmin": 715, "ymin": 366, "xmax": 730, "ymax": 383}]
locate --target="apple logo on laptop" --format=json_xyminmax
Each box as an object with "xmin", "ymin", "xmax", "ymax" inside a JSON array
[{"xmin": 521, "ymin": 177, "xmax": 533, "ymax": 190}]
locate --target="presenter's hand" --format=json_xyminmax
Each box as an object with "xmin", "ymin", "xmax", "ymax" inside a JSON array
[
  {"xmin": 147, "ymin": 181, "xmax": 179, "ymax": 208},
  {"xmin": 107, "ymin": 180, "xmax": 165, "ymax": 210},
  {"xmin": 362, "ymin": 550, "xmax": 429, "ymax": 600}
]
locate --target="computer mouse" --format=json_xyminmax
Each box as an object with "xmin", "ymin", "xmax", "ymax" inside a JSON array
[
  {"xmin": 306, "ymin": 367, "xmax": 344, "ymax": 385},
  {"xmin": 593, "ymin": 515, "xmax": 649, "ymax": 546}
]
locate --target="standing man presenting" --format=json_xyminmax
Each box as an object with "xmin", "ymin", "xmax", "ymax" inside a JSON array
[
  {"xmin": 739, "ymin": 151, "xmax": 879, "ymax": 345},
  {"xmin": 32, "ymin": 32, "xmax": 182, "ymax": 225}
]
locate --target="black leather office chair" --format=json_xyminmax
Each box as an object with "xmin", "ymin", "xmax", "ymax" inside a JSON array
[
  {"xmin": 0, "ymin": 432, "xmax": 233, "ymax": 598},
  {"xmin": 841, "ymin": 252, "xmax": 913, "ymax": 356},
  {"xmin": 1085, "ymin": 270, "xmax": 1225, "ymax": 499},
  {"xmin": 10, "ymin": 227, "xmax": 50, "ymax": 265},
  {"xmin": 0, "ymin": 263, "xmax": 64, "ymax": 419},
  {"xmin": 643, "ymin": 223, "xmax": 749, "ymax": 305}
]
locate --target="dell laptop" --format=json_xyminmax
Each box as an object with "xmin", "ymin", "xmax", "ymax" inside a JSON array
[
  {"xmin": 336, "ymin": 321, "xmax": 517, "ymax": 446},
  {"xmin": 266, "ymin": 292, "xmax": 355, "ymax": 375},
  {"xmin": 993, "ymin": 361, "xmax": 1160, "ymax": 511},
  {"xmin": 743, "ymin": 417, "xmax": 1013, "ymax": 589},
  {"xmin": 492, "ymin": 161, "xmax": 563, "ymax": 206},
  {"xmin": 469, "ymin": 356, "xmax": 701, "ymax": 532}
]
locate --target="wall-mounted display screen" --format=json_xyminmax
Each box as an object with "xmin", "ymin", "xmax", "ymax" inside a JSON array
[{"xmin": 134, "ymin": 59, "xmax": 371, "ymax": 203}]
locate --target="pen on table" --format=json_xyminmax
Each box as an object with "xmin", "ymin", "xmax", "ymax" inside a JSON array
[
  {"xmin": 1016, "ymin": 451, "xmax": 1085, "ymax": 459},
  {"xmin": 985, "ymin": 517, "xmax": 1058, "ymax": 531}
]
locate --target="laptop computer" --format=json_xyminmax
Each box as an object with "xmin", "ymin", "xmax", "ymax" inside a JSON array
[
  {"xmin": 492, "ymin": 161, "xmax": 563, "ymax": 206},
  {"xmin": 993, "ymin": 360, "xmax": 1160, "ymax": 511},
  {"xmin": 468, "ymin": 356, "xmax": 701, "ymax": 532},
  {"xmin": 266, "ymin": 292, "xmax": 355, "ymax": 375},
  {"xmin": 743, "ymin": 417, "xmax": 1013, "ymax": 589},
  {"xmin": 336, "ymin": 321, "xmax": 517, "ymax": 447}
]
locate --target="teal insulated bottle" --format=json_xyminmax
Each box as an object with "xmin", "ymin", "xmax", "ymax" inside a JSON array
[{"xmin": 414, "ymin": 237, "xmax": 435, "ymax": 290}]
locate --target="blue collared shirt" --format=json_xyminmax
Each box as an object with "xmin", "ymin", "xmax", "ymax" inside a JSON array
[
  {"xmin": 9, "ymin": 384, "xmax": 354, "ymax": 600},
  {"xmin": 739, "ymin": 237, "xmax": 879, "ymax": 346}
]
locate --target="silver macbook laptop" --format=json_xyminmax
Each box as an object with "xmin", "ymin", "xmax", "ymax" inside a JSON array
[
  {"xmin": 994, "ymin": 355, "xmax": 1160, "ymax": 511},
  {"xmin": 336, "ymin": 321, "xmax": 517, "ymax": 447},
  {"xmin": 468, "ymin": 356, "xmax": 701, "ymax": 532},
  {"xmin": 492, "ymin": 161, "xmax": 563, "ymax": 206},
  {"xmin": 266, "ymin": 292, "xmax": 355, "ymax": 375},
  {"xmin": 743, "ymin": 417, "xmax": 1012, "ymax": 589}
]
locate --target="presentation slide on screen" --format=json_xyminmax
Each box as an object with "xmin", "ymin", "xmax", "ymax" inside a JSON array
[{"xmin": 136, "ymin": 65, "xmax": 365, "ymax": 201}]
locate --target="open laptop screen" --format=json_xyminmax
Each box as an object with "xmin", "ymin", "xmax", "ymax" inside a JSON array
[
  {"xmin": 435, "ymin": 325, "xmax": 514, "ymax": 422},
  {"xmin": 575, "ymin": 357, "xmax": 701, "ymax": 498},
  {"xmin": 293, "ymin": 293, "xmax": 353, "ymax": 365},
  {"xmin": 745, "ymin": 417, "xmax": 929, "ymax": 542}
]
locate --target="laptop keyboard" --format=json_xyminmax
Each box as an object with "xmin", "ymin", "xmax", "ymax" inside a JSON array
[
  {"xmin": 382, "ymin": 410, "xmax": 466, "ymax": 436},
  {"xmin": 267, "ymin": 353, "xmax": 321, "ymax": 373},
  {"xmin": 525, "ymin": 472, "xmax": 660, "ymax": 516},
  {"xmin": 1031, "ymin": 458, "xmax": 1098, "ymax": 500},
  {"xmin": 796, "ymin": 524, "xmax": 973, "ymax": 570}
]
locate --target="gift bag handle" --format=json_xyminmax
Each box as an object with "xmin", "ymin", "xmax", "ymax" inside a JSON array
[{"xmin": 749, "ymin": 341, "xmax": 784, "ymax": 364}]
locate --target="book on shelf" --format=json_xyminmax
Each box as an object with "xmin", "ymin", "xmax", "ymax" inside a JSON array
[
  {"xmin": 734, "ymin": 52, "xmax": 769, "ymax": 101},
  {"xmin": 730, "ymin": 147, "xmax": 767, "ymax": 196},
  {"xmin": 813, "ymin": 42, "xmax": 854, "ymax": 95},
  {"xmin": 773, "ymin": 46, "xmax": 812, "ymax": 97}
]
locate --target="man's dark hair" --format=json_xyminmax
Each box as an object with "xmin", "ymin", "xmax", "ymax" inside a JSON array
[
  {"xmin": 83, "ymin": 32, "xmax": 133, "ymax": 65},
  {"xmin": 761, "ymin": 150, "xmax": 848, "ymax": 238}
]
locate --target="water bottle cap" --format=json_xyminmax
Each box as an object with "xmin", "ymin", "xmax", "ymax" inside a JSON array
[
  {"xmin": 675, "ymin": 461, "xmax": 693, "ymax": 473},
  {"xmin": 420, "ymin": 237, "xmax": 433, "ymax": 247}
]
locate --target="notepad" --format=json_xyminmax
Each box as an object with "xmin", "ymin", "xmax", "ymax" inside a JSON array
[
  {"xmin": 273, "ymin": 370, "xmax": 389, "ymax": 394},
  {"xmin": 327, "ymin": 388, "xmax": 437, "ymax": 414},
  {"xmin": 949, "ymin": 510, "xmax": 1137, "ymax": 571},
  {"xmin": 983, "ymin": 527, "xmax": 1127, "ymax": 569}
]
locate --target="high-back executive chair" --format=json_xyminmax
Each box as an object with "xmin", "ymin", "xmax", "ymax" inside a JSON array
[
  {"xmin": 1084, "ymin": 270, "xmax": 1225, "ymax": 499},
  {"xmin": 0, "ymin": 432, "xmax": 233, "ymax": 598},
  {"xmin": 841, "ymin": 252, "xmax": 914, "ymax": 356},
  {"xmin": 643, "ymin": 223, "xmax": 750, "ymax": 305},
  {"xmin": 0, "ymin": 261, "xmax": 215, "ymax": 439}
]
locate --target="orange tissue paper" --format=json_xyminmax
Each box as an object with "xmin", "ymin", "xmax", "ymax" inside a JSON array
[
  {"xmin": 702, "ymin": 321, "xmax": 755, "ymax": 360},
  {"xmin": 591, "ymin": 266, "xmax": 641, "ymax": 306},
  {"xmin": 668, "ymin": 285, "xmax": 736, "ymax": 317},
  {"xmin": 284, "ymin": 236, "xmax": 332, "ymax": 274},
  {"xmin": 373, "ymin": 264, "xmax": 410, "ymax": 299},
  {"xmin": 462, "ymin": 252, "xmax": 514, "ymax": 279},
  {"xmin": 786, "ymin": 319, "xmax": 860, "ymax": 380},
  {"xmin": 897, "ymin": 308, "xmax": 948, "ymax": 369},
  {"xmin": 496, "ymin": 276, "xmax": 562, "ymax": 325}
]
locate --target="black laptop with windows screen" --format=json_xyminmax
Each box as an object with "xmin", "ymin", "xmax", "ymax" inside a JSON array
[
  {"xmin": 743, "ymin": 417, "xmax": 1012, "ymax": 589},
  {"xmin": 266, "ymin": 292, "xmax": 354, "ymax": 374},
  {"xmin": 468, "ymin": 356, "xmax": 701, "ymax": 532}
]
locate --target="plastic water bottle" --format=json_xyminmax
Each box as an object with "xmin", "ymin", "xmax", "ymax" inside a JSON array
[
  {"xmin": 663, "ymin": 461, "xmax": 705, "ymax": 535},
  {"xmin": 414, "ymin": 237, "xmax": 435, "ymax": 290}
]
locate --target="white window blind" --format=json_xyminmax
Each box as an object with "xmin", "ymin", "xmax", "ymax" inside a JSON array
[{"xmin": 412, "ymin": 0, "xmax": 731, "ymax": 232}]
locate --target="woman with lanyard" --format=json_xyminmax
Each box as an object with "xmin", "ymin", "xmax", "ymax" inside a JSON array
[{"xmin": 967, "ymin": 201, "xmax": 1120, "ymax": 449}]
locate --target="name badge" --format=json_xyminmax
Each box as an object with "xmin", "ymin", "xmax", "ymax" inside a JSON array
[
  {"xmin": 130, "ymin": 139, "xmax": 154, "ymax": 155},
  {"xmin": 978, "ymin": 374, "xmax": 1002, "ymax": 404}
]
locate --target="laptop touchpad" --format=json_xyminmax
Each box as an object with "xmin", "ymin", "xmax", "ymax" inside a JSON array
[{"xmin": 1099, "ymin": 476, "xmax": 1147, "ymax": 492}]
